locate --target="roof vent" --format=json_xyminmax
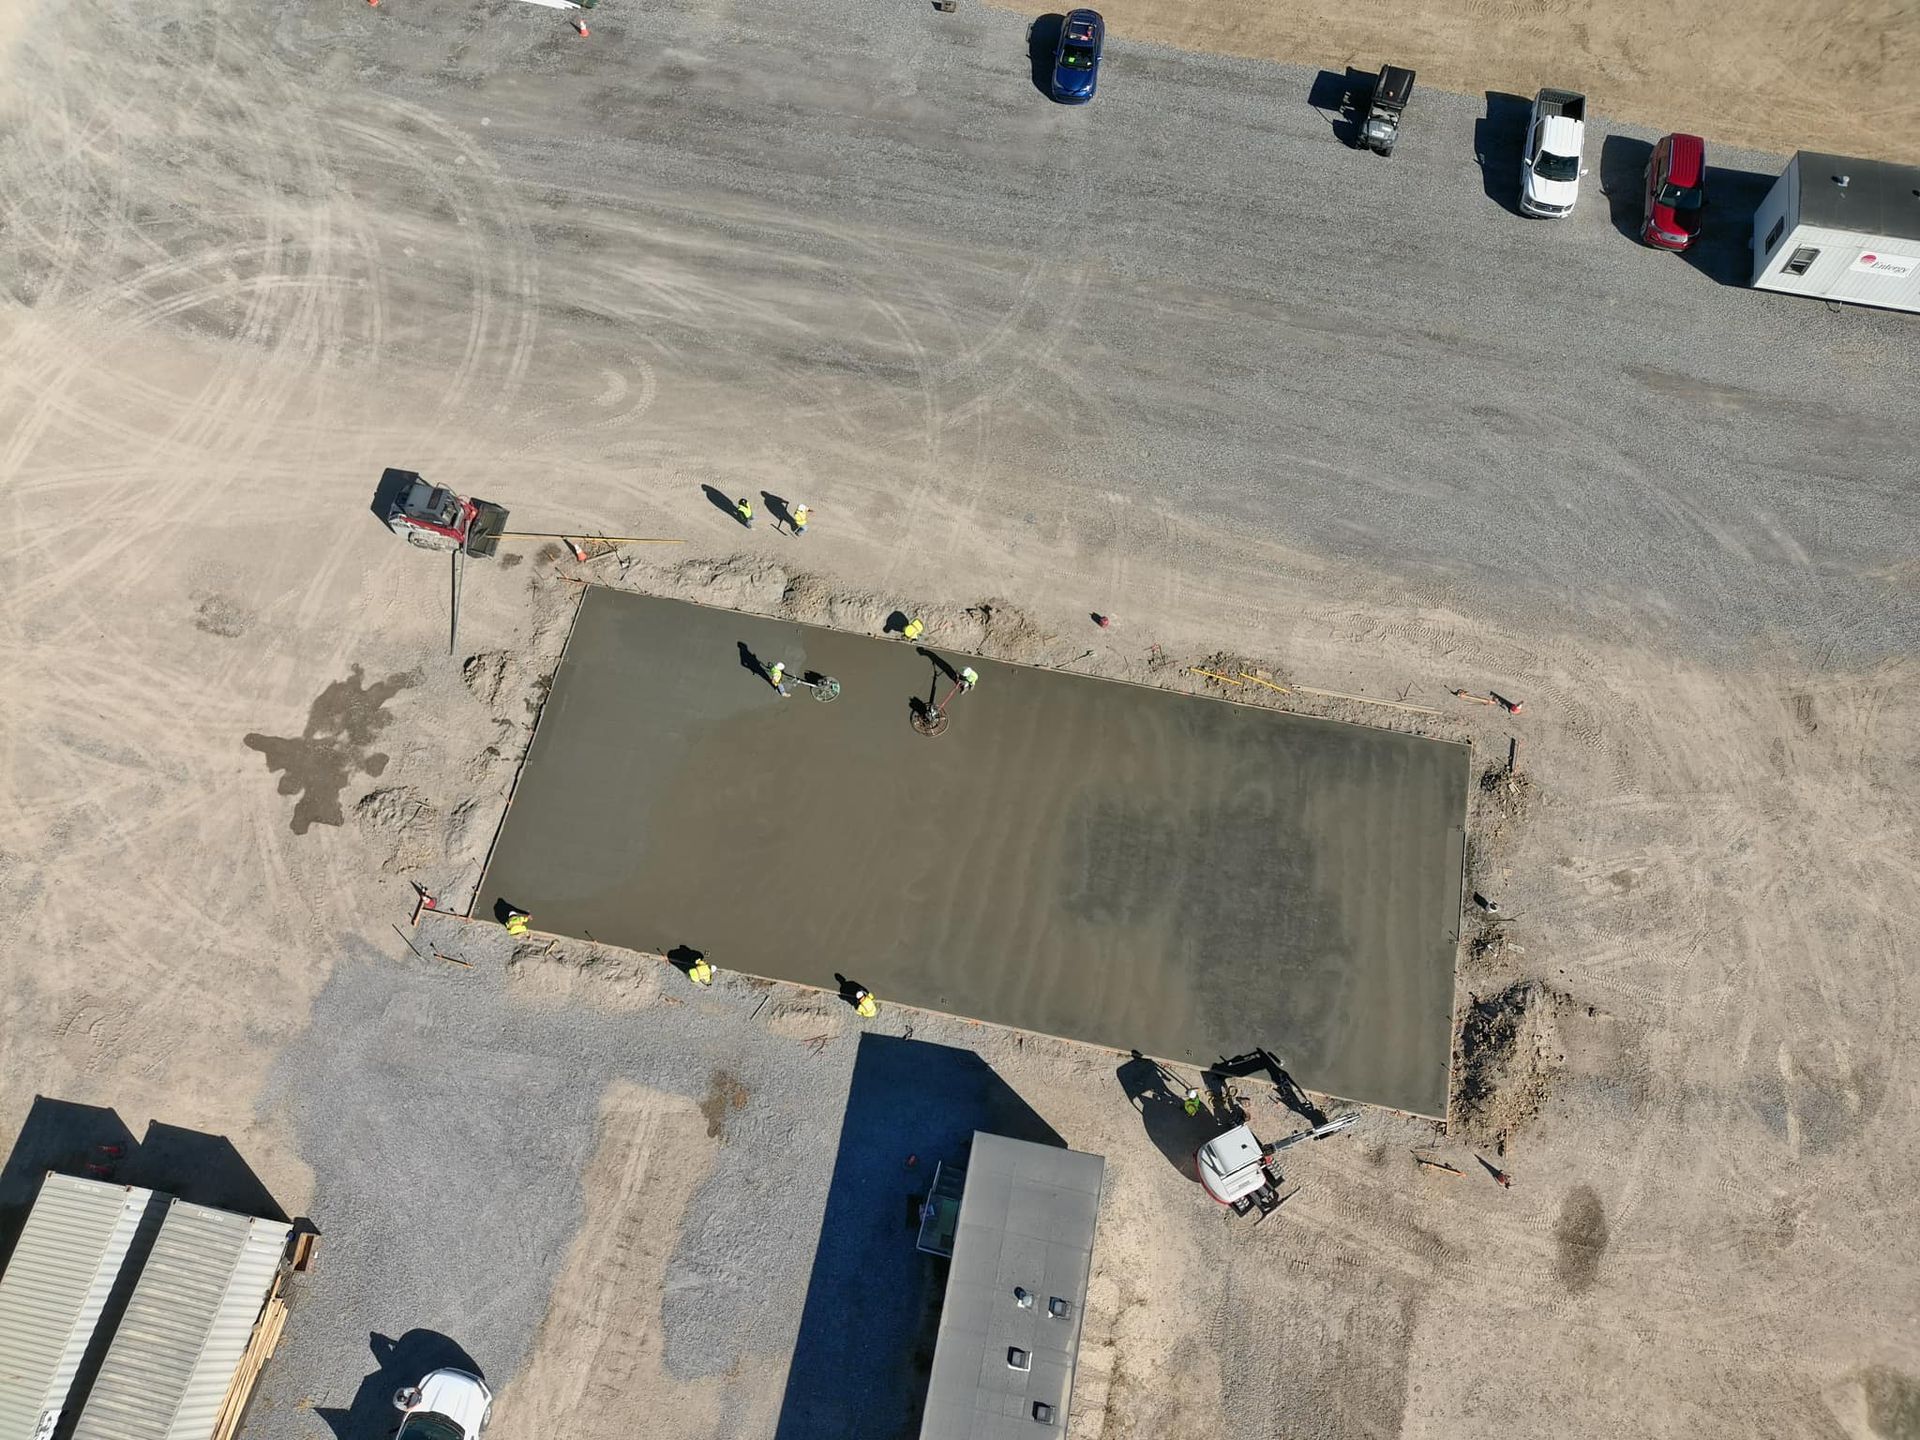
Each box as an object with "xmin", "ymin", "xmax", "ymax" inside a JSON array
[
  {"xmin": 1033, "ymin": 1402, "xmax": 1056, "ymax": 1424},
  {"xmin": 1013, "ymin": 1286, "xmax": 1034, "ymax": 1308},
  {"xmin": 1833, "ymin": 174, "xmax": 1850, "ymax": 187},
  {"xmin": 1048, "ymin": 1297, "xmax": 1071, "ymax": 1319},
  {"xmin": 1007, "ymin": 1347, "xmax": 1032, "ymax": 1371}
]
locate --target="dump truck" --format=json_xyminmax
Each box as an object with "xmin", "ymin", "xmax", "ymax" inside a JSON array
[{"xmin": 1519, "ymin": 88, "xmax": 1588, "ymax": 217}]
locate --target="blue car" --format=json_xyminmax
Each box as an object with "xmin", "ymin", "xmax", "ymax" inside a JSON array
[{"xmin": 1050, "ymin": 9, "xmax": 1103, "ymax": 104}]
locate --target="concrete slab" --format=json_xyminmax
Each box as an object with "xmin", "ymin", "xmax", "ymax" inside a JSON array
[{"xmin": 478, "ymin": 589, "xmax": 1469, "ymax": 1115}]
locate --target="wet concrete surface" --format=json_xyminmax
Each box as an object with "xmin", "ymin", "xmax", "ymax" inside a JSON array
[{"xmin": 479, "ymin": 589, "xmax": 1469, "ymax": 1115}]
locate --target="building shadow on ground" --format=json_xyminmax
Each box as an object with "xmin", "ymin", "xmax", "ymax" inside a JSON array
[
  {"xmin": 771, "ymin": 1034, "xmax": 1063, "ymax": 1440},
  {"xmin": 315, "ymin": 1330, "xmax": 484, "ymax": 1440},
  {"xmin": 0, "ymin": 1097, "xmax": 291, "ymax": 1271}
]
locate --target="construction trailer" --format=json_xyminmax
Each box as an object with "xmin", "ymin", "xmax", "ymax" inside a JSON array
[
  {"xmin": 917, "ymin": 1134, "xmax": 1105, "ymax": 1438},
  {"xmin": 0, "ymin": 1176, "xmax": 157, "ymax": 1440},
  {"xmin": 70, "ymin": 1199, "xmax": 292, "ymax": 1440},
  {"xmin": 1750, "ymin": 151, "xmax": 1920, "ymax": 313}
]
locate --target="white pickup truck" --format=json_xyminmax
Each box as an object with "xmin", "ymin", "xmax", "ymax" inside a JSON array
[{"xmin": 1519, "ymin": 88, "xmax": 1588, "ymax": 217}]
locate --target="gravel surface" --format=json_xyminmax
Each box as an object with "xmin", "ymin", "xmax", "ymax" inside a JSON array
[{"xmin": 253, "ymin": 0, "xmax": 1920, "ymax": 664}]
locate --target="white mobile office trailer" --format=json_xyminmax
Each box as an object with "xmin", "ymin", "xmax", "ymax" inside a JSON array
[{"xmin": 1751, "ymin": 151, "xmax": 1920, "ymax": 313}]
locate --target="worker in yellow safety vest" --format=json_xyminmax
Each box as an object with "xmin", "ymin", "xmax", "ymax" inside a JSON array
[
  {"xmin": 853, "ymin": 987, "xmax": 879, "ymax": 1019},
  {"xmin": 735, "ymin": 497, "xmax": 753, "ymax": 528},
  {"xmin": 769, "ymin": 661, "xmax": 789, "ymax": 696},
  {"xmin": 791, "ymin": 504, "xmax": 809, "ymax": 536},
  {"xmin": 1183, "ymin": 1087, "xmax": 1201, "ymax": 1117},
  {"xmin": 688, "ymin": 957, "xmax": 714, "ymax": 986},
  {"xmin": 901, "ymin": 617, "xmax": 924, "ymax": 642},
  {"xmin": 959, "ymin": 666, "xmax": 979, "ymax": 691},
  {"xmin": 504, "ymin": 910, "xmax": 531, "ymax": 937}
]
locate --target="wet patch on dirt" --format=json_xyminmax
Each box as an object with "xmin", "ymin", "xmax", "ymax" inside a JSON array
[
  {"xmin": 1553, "ymin": 1184, "xmax": 1608, "ymax": 1293},
  {"xmin": 192, "ymin": 592, "xmax": 255, "ymax": 638},
  {"xmin": 1864, "ymin": 1366, "xmax": 1920, "ymax": 1439},
  {"xmin": 244, "ymin": 665, "xmax": 415, "ymax": 834},
  {"xmin": 698, "ymin": 1069, "xmax": 749, "ymax": 1139}
]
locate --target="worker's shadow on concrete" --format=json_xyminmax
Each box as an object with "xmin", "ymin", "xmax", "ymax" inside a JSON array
[
  {"xmin": 1306, "ymin": 67, "xmax": 1370, "ymax": 148},
  {"xmin": 370, "ymin": 468, "xmax": 420, "ymax": 532},
  {"xmin": 1025, "ymin": 13, "xmax": 1063, "ymax": 99},
  {"xmin": 0, "ymin": 1097, "xmax": 294, "ymax": 1272},
  {"xmin": 831, "ymin": 973, "xmax": 872, "ymax": 1010},
  {"xmin": 773, "ymin": 1034, "xmax": 1063, "ymax": 1440},
  {"xmin": 668, "ymin": 945, "xmax": 707, "ymax": 977},
  {"xmin": 737, "ymin": 641, "xmax": 771, "ymax": 684},
  {"xmin": 701, "ymin": 483, "xmax": 751, "ymax": 527},
  {"xmin": 1473, "ymin": 91, "xmax": 1532, "ymax": 215},
  {"xmin": 1116, "ymin": 1053, "xmax": 1220, "ymax": 1182},
  {"xmin": 491, "ymin": 897, "xmax": 526, "ymax": 926},
  {"xmin": 316, "ymin": 1330, "xmax": 483, "ymax": 1440},
  {"xmin": 883, "ymin": 611, "xmax": 914, "ymax": 637}
]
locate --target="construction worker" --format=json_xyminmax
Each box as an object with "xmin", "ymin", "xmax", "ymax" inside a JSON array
[
  {"xmin": 1183, "ymin": 1087, "xmax": 1202, "ymax": 1117},
  {"xmin": 853, "ymin": 987, "xmax": 879, "ymax": 1019},
  {"xmin": 959, "ymin": 665, "xmax": 979, "ymax": 691},
  {"xmin": 901, "ymin": 616, "xmax": 924, "ymax": 642},
  {"xmin": 688, "ymin": 956, "xmax": 714, "ymax": 986},
  {"xmin": 504, "ymin": 909, "xmax": 531, "ymax": 937},
  {"xmin": 791, "ymin": 503, "xmax": 809, "ymax": 536},
  {"xmin": 768, "ymin": 660, "xmax": 789, "ymax": 696},
  {"xmin": 735, "ymin": 496, "xmax": 753, "ymax": 528}
]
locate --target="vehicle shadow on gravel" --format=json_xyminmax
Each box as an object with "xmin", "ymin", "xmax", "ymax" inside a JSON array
[
  {"xmin": 1305, "ymin": 67, "xmax": 1370, "ymax": 148},
  {"xmin": 1026, "ymin": 14, "xmax": 1063, "ymax": 99},
  {"xmin": 1474, "ymin": 91, "xmax": 1532, "ymax": 215},
  {"xmin": 772, "ymin": 1033, "xmax": 1063, "ymax": 1440},
  {"xmin": 317, "ymin": 1330, "xmax": 484, "ymax": 1440}
]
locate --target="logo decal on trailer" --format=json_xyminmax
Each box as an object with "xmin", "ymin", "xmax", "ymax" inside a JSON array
[{"xmin": 1850, "ymin": 251, "xmax": 1918, "ymax": 277}]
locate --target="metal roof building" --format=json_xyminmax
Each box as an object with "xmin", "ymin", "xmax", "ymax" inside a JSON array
[
  {"xmin": 1751, "ymin": 152, "xmax": 1920, "ymax": 313},
  {"xmin": 69, "ymin": 1201, "xmax": 290, "ymax": 1440},
  {"xmin": 0, "ymin": 1175, "xmax": 156, "ymax": 1440},
  {"xmin": 918, "ymin": 1134, "xmax": 1105, "ymax": 1440}
]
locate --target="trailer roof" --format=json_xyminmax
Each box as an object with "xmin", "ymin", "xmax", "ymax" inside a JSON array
[
  {"xmin": 0, "ymin": 1176, "xmax": 157, "ymax": 1440},
  {"xmin": 918, "ymin": 1134, "xmax": 1105, "ymax": 1440},
  {"xmin": 69, "ymin": 1201, "xmax": 288, "ymax": 1440},
  {"xmin": 1795, "ymin": 152, "xmax": 1920, "ymax": 242}
]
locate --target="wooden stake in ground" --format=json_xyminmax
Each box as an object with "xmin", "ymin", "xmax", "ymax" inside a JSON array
[{"xmin": 1415, "ymin": 1155, "xmax": 1464, "ymax": 1177}]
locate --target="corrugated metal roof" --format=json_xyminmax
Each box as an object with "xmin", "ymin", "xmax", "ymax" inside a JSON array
[
  {"xmin": 70, "ymin": 1201, "xmax": 289, "ymax": 1440},
  {"xmin": 919, "ymin": 1134, "xmax": 1105, "ymax": 1440},
  {"xmin": 0, "ymin": 1175, "xmax": 156, "ymax": 1440}
]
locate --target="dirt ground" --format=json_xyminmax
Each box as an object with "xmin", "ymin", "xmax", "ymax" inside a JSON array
[
  {"xmin": 1001, "ymin": 0, "xmax": 1920, "ymax": 165},
  {"xmin": 1, "ymin": 0, "xmax": 1918, "ymax": 1436}
]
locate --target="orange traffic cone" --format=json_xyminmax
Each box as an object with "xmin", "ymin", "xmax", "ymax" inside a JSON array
[{"xmin": 573, "ymin": 15, "xmax": 588, "ymax": 34}]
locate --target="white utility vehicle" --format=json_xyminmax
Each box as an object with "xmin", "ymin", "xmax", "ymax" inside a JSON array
[
  {"xmin": 1520, "ymin": 88, "xmax": 1589, "ymax": 217},
  {"xmin": 394, "ymin": 1369, "xmax": 493, "ymax": 1440}
]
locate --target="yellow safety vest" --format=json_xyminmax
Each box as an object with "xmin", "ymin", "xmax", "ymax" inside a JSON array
[
  {"xmin": 505, "ymin": 913, "xmax": 529, "ymax": 936},
  {"xmin": 794, "ymin": 508, "xmax": 809, "ymax": 529},
  {"xmin": 690, "ymin": 960, "xmax": 713, "ymax": 985},
  {"xmin": 856, "ymin": 991, "xmax": 878, "ymax": 1018},
  {"xmin": 903, "ymin": 619, "xmax": 923, "ymax": 640},
  {"xmin": 738, "ymin": 499, "xmax": 753, "ymax": 519}
]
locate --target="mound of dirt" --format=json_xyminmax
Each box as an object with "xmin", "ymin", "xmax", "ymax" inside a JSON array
[
  {"xmin": 504, "ymin": 941, "xmax": 664, "ymax": 1012},
  {"xmin": 1453, "ymin": 980, "xmax": 1570, "ymax": 1150},
  {"xmin": 353, "ymin": 785, "xmax": 440, "ymax": 875}
]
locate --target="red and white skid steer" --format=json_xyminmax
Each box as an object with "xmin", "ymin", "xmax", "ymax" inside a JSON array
[{"xmin": 385, "ymin": 471, "xmax": 509, "ymax": 556}]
